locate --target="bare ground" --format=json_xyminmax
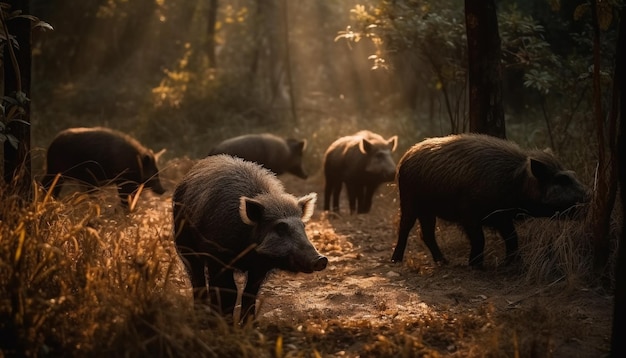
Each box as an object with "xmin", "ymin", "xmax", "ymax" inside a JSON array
[{"xmin": 155, "ymin": 159, "xmax": 613, "ymax": 357}]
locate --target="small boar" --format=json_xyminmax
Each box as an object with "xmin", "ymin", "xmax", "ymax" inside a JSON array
[
  {"xmin": 323, "ymin": 130, "xmax": 398, "ymax": 214},
  {"xmin": 391, "ymin": 133, "xmax": 589, "ymax": 268},
  {"xmin": 42, "ymin": 127, "xmax": 165, "ymax": 207},
  {"xmin": 173, "ymin": 154, "xmax": 327, "ymax": 322},
  {"xmin": 208, "ymin": 133, "xmax": 309, "ymax": 179}
]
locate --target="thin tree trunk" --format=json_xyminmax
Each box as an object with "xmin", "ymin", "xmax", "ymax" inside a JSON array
[
  {"xmin": 247, "ymin": 0, "xmax": 262, "ymax": 87},
  {"xmin": 207, "ymin": 0, "xmax": 218, "ymax": 68},
  {"xmin": 589, "ymin": 0, "xmax": 617, "ymax": 274},
  {"xmin": 281, "ymin": 0, "xmax": 297, "ymax": 124},
  {"xmin": 465, "ymin": 0, "xmax": 505, "ymax": 138},
  {"xmin": 611, "ymin": 3, "xmax": 626, "ymax": 356}
]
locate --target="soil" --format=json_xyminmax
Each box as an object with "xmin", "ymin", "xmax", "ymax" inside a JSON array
[{"xmin": 159, "ymin": 159, "xmax": 614, "ymax": 357}]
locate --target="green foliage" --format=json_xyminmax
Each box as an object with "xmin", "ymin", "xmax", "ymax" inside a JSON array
[
  {"xmin": 499, "ymin": 4, "xmax": 560, "ymax": 95},
  {"xmin": 337, "ymin": 1, "xmax": 468, "ymax": 130},
  {"xmin": 337, "ymin": 1, "xmax": 573, "ymax": 104},
  {"xmin": 0, "ymin": 2, "xmax": 50, "ymax": 150},
  {"xmin": 335, "ymin": 0, "xmax": 618, "ymax": 164}
]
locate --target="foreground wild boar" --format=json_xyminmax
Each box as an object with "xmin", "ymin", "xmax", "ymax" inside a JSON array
[
  {"xmin": 323, "ymin": 130, "xmax": 398, "ymax": 214},
  {"xmin": 208, "ymin": 133, "xmax": 309, "ymax": 178},
  {"xmin": 173, "ymin": 154, "xmax": 327, "ymax": 322},
  {"xmin": 391, "ymin": 133, "xmax": 588, "ymax": 268},
  {"xmin": 42, "ymin": 127, "xmax": 165, "ymax": 207}
]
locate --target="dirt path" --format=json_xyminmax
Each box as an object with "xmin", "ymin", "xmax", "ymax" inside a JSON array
[
  {"xmin": 254, "ymin": 175, "xmax": 614, "ymax": 357},
  {"xmin": 155, "ymin": 160, "xmax": 613, "ymax": 357}
]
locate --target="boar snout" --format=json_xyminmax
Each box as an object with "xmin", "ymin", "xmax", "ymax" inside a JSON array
[
  {"xmin": 150, "ymin": 180, "xmax": 166, "ymax": 195},
  {"xmin": 312, "ymin": 255, "xmax": 328, "ymax": 271},
  {"xmin": 296, "ymin": 254, "xmax": 328, "ymax": 273},
  {"xmin": 292, "ymin": 167, "xmax": 308, "ymax": 179}
]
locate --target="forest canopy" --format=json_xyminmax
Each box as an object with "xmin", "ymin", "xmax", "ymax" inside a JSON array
[{"xmin": 28, "ymin": 0, "xmax": 618, "ymax": 160}]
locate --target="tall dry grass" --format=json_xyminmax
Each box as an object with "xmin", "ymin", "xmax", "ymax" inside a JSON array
[
  {"xmin": 517, "ymin": 201, "xmax": 621, "ymax": 288},
  {"xmin": 0, "ymin": 156, "xmax": 615, "ymax": 357},
  {"xmin": 0, "ymin": 183, "xmax": 271, "ymax": 357}
]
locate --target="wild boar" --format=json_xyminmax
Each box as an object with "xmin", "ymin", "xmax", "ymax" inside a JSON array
[
  {"xmin": 323, "ymin": 130, "xmax": 398, "ymax": 214},
  {"xmin": 391, "ymin": 133, "xmax": 589, "ymax": 268},
  {"xmin": 173, "ymin": 154, "xmax": 327, "ymax": 322},
  {"xmin": 208, "ymin": 133, "xmax": 309, "ymax": 179},
  {"xmin": 41, "ymin": 127, "xmax": 165, "ymax": 207}
]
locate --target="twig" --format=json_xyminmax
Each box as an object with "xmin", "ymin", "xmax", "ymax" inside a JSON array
[{"xmin": 506, "ymin": 275, "xmax": 565, "ymax": 309}]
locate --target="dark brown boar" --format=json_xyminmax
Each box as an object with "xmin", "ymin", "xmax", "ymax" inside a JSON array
[
  {"xmin": 323, "ymin": 130, "xmax": 398, "ymax": 214},
  {"xmin": 208, "ymin": 133, "xmax": 309, "ymax": 179},
  {"xmin": 173, "ymin": 154, "xmax": 327, "ymax": 322},
  {"xmin": 391, "ymin": 133, "xmax": 589, "ymax": 268},
  {"xmin": 42, "ymin": 127, "xmax": 165, "ymax": 207}
]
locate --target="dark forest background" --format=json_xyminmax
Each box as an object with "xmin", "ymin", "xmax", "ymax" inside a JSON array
[
  {"xmin": 0, "ymin": 1, "xmax": 624, "ymax": 356},
  {"xmin": 25, "ymin": 0, "xmax": 618, "ymax": 173}
]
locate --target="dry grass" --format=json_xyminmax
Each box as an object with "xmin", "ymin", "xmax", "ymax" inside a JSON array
[
  {"xmin": 9, "ymin": 81, "xmax": 618, "ymax": 356},
  {"xmin": 0, "ymin": 183, "xmax": 268, "ymax": 357},
  {"xmin": 0, "ymin": 153, "xmax": 617, "ymax": 357}
]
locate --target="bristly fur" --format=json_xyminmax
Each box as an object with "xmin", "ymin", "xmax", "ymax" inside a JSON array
[
  {"xmin": 392, "ymin": 133, "xmax": 589, "ymax": 267},
  {"xmin": 173, "ymin": 154, "xmax": 326, "ymax": 322}
]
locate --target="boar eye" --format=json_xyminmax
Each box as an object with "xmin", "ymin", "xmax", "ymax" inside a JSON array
[
  {"xmin": 274, "ymin": 222, "xmax": 289, "ymax": 236},
  {"xmin": 554, "ymin": 174, "xmax": 572, "ymax": 186}
]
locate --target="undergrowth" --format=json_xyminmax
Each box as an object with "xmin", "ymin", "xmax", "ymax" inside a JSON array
[{"xmin": 0, "ymin": 150, "xmax": 616, "ymax": 356}]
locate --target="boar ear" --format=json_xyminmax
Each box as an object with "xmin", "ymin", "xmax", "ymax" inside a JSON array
[
  {"xmin": 298, "ymin": 139, "xmax": 307, "ymax": 152},
  {"xmin": 239, "ymin": 196, "xmax": 265, "ymax": 225},
  {"xmin": 298, "ymin": 192, "xmax": 317, "ymax": 222},
  {"xmin": 358, "ymin": 138, "xmax": 374, "ymax": 154},
  {"xmin": 141, "ymin": 153, "xmax": 154, "ymax": 168},
  {"xmin": 154, "ymin": 148, "xmax": 167, "ymax": 162},
  {"xmin": 289, "ymin": 139, "xmax": 307, "ymax": 153},
  {"xmin": 387, "ymin": 136, "xmax": 398, "ymax": 152},
  {"xmin": 137, "ymin": 152, "xmax": 156, "ymax": 173},
  {"xmin": 529, "ymin": 158, "xmax": 552, "ymax": 181}
]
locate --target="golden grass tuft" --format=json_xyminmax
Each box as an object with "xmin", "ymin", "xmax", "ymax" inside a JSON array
[
  {"xmin": 0, "ymin": 183, "xmax": 269, "ymax": 357},
  {"xmin": 0, "ymin": 149, "xmax": 615, "ymax": 356},
  {"xmin": 517, "ymin": 205, "xmax": 620, "ymax": 287}
]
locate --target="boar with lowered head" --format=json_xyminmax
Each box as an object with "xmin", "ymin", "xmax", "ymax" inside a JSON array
[
  {"xmin": 391, "ymin": 133, "xmax": 589, "ymax": 268},
  {"xmin": 208, "ymin": 133, "xmax": 309, "ymax": 179},
  {"xmin": 173, "ymin": 154, "xmax": 327, "ymax": 322},
  {"xmin": 42, "ymin": 127, "xmax": 165, "ymax": 207},
  {"xmin": 323, "ymin": 130, "xmax": 398, "ymax": 214}
]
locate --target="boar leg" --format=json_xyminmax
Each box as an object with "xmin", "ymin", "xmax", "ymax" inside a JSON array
[
  {"xmin": 240, "ymin": 270, "xmax": 269, "ymax": 323},
  {"xmin": 175, "ymin": 229, "xmax": 210, "ymax": 302},
  {"xmin": 346, "ymin": 183, "xmax": 358, "ymax": 214},
  {"xmin": 208, "ymin": 269, "xmax": 238, "ymax": 317},
  {"xmin": 463, "ymin": 224, "xmax": 486, "ymax": 268},
  {"xmin": 495, "ymin": 220, "xmax": 521, "ymax": 265},
  {"xmin": 361, "ymin": 183, "xmax": 378, "ymax": 214},
  {"xmin": 331, "ymin": 181, "xmax": 342, "ymax": 212},
  {"xmin": 355, "ymin": 184, "xmax": 367, "ymax": 214},
  {"xmin": 185, "ymin": 254, "xmax": 210, "ymax": 302},
  {"xmin": 117, "ymin": 182, "xmax": 138, "ymax": 207},
  {"xmin": 392, "ymin": 205, "xmax": 434, "ymax": 262},
  {"xmin": 323, "ymin": 181, "xmax": 332, "ymax": 211},
  {"xmin": 419, "ymin": 214, "xmax": 447, "ymax": 265},
  {"xmin": 324, "ymin": 176, "xmax": 341, "ymax": 212},
  {"xmin": 392, "ymin": 211, "xmax": 415, "ymax": 262}
]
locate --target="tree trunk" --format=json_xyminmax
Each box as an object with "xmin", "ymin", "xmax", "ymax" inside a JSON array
[
  {"xmin": 253, "ymin": 0, "xmax": 288, "ymax": 110},
  {"xmin": 2, "ymin": 1, "xmax": 32, "ymax": 199},
  {"xmin": 611, "ymin": 4, "xmax": 626, "ymax": 356},
  {"xmin": 464, "ymin": 0, "xmax": 505, "ymax": 138},
  {"xmin": 206, "ymin": 0, "xmax": 218, "ymax": 68},
  {"xmin": 589, "ymin": 0, "xmax": 618, "ymax": 274},
  {"xmin": 281, "ymin": 0, "xmax": 297, "ymax": 124}
]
